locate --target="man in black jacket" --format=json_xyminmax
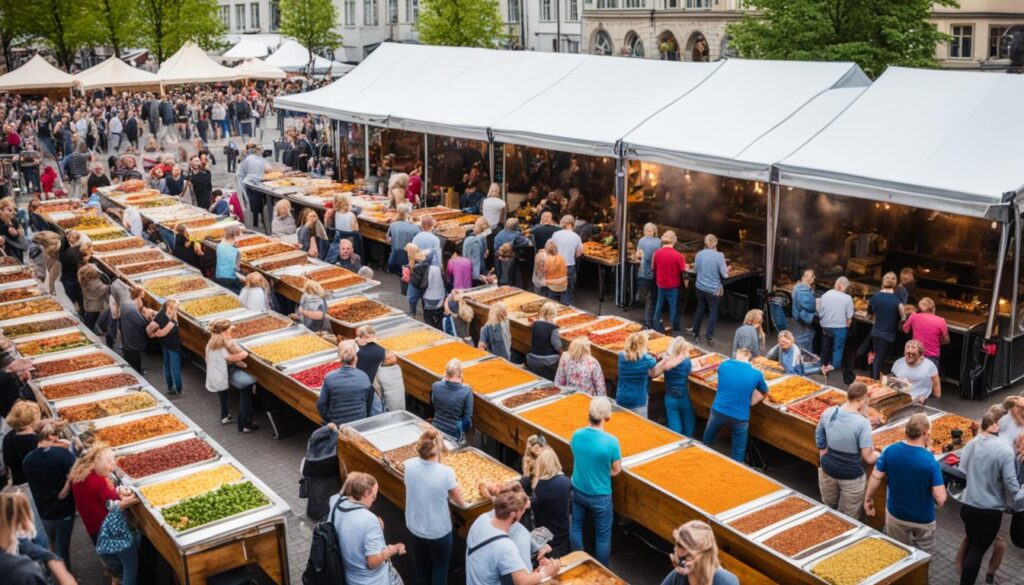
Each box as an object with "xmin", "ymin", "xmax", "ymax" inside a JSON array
[
  {"xmin": 233, "ymin": 95, "xmax": 252, "ymax": 138},
  {"xmin": 143, "ymin": 94, "xmax": 160, "ymax": 136},
  {"xmin": 159, "ymin": 98, "xmax": 175, "ymax": 143},
  {"xmin": 185, "ymin": 155, "xmax": 213, "ymax": 209}
]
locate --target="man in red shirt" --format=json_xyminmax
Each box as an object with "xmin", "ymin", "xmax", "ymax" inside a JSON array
[{"xmin": 651, "ymin": 230, "xmax": 688, "ymax": 334}]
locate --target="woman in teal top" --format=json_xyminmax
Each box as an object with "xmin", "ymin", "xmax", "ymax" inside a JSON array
[
  {"xmin": 661, "ymin": 337, "xmax": 694, "ymax": 436},
  {"xmin": 616, "ymin": 332, "xmax": 683, "ymax": 418},
  {"xmin": 215, "ymin": 225, "xmax": 241, "ymax": 292}
]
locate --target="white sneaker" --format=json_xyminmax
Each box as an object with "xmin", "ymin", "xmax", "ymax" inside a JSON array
[{"xmin": 221, "ymin": 416, "xmax": 235, "ymax": 424}]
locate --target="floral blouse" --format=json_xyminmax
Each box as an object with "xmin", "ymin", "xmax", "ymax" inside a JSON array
[{"xmin": 555, "ymin": 354, "xmax": 606, "ymax": 396}]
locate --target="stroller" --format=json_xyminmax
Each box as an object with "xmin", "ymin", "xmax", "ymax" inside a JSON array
[{"xmin": 299, "ymin": 425, "xmax": 344, "ymax": 520}]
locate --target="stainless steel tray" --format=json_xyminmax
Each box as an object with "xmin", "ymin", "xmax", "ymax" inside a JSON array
[
  {"xmin": 28, "ymin": 345, "xmax": 125, "ymax": 379},
  {"xmin": 799, "ymin": 528, "xmax": 926, "ymax": 585},
  {"xmin": 492, "ymin": 382, "xmax": 569, "ymax": 411},
  {"xmin": 753, "ymin": 506, "xmax": 862, "ymax": 562},
  {"xmin": 114, "ymin": 431, "xmax": 221, "ymax": 484},
  {"xmin": 0, "ymin": 311, "xmax": 77, "ymax": 338},
  {"xmin": 49, "ymin": 386, "xmax": 165, "ymax": 423},
  {"xmin": 223, "ymin": 312, "xmax": 296, "ymax": 340},
  {"xmin": 716, "ymin": 490, "xmax": 824, "ymax": 540},
  {"xmin": 70, "ymin": 407, "xmax": 193, "ymax": 449}
]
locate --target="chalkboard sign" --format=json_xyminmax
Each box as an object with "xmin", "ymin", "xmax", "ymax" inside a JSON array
[{"xmin": 493, "ymin": 142, "xmax": 505, "ymax": 183}]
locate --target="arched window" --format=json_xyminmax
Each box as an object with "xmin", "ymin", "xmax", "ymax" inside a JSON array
[
  {"xmin": 592, "ymin": 30, "xmax": 614, "ymax": 55},
  {"xmin": 686, "ymin": 31, "xmax": 709, "ymax": 62},
  {"xmin": 625, "ymin": 31, "xmax": 644, "ymax": 57},
  {"xmin": 658, "ymin": 30, "xmax": 679, "ymax": 61}
]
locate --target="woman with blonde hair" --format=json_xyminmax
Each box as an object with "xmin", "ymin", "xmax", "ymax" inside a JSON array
[
  {"xmin": 0, "ymin": 491, "xmax": 59, "ymax": 585},
  {"xmin": 3, "ymin": 401, "xmax": 42, "ymax": 488},
  {"xmin": 147, "ymin": 299, "xmax": 183, "ymax": 395},
  {"xmin": 239, "ymin": 271, "xmax": 273, "ymax": 312},
  {"xmin": 205, "ymin": 319, "xmax": 257, "ymax": 430},
  {"xmin": 478, "ymin": 302, "xmax": 511, "ymax": 360},
  {"xmin": 78, "ymin": 263, "xmax": 110, "ymax": 333},
  {"xmin": 555, "ymin": 338, "xmax": 606, "ymax": 396},
  {"xmin": 31, "ymin": 231, "xmax": 62, "ymax": 294},
  {"xmin": 663, "ymin": 520, "xmax": 737, "ymax": 585},
  {"xmin": 731, "ymin": 308, "xmax": 765, "ymax": 357},
  {"xmin": 403, "ymin": 427, "xmax": 465, "ymax": 584},
  {"xmin": 661, "ymin": 337, "xmax": 696, "ymax": 436},
  {"xmin": 70, "ymin": 444, "xmax": 140, "ymax": 585},
  {"xmin": 296, "ymin": 208, "xmax": 325, "ymax": 258},
  {"xmin": 544, "ymin": 240, "xmax": 568, "ymax": 303},
  {"xmin": 294, "ymin": 280, "xmax": 329, "ymax": 332},
  {"xmin": 616, "ymin": 332, "xmax": 679, "ymax": 417},
  {"xmin": 526, "ymin": 302, "xmax": 562, "ymax": 380},
  {"xmin": 388, "ymin": 172, "xmax": 410, "ymax": 209},
  {"xmin": 765, "ymin": 330, "xmax": 805, "ymax": 375},
  {"xmin": 531, "ymin": 447, "xmax": 572, "ymax": 556}
]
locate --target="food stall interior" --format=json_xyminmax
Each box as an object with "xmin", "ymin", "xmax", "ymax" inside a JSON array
[
  {"xmin": 428, "ymin": 135, "xmax": 490, "ymax": 204},
  {"xmin": 772, "ymin": 188, "xmax": 1024, "ymax": 391},
  {"xmin": 504, "ymin": 145, "xmax": 616, "ymax": 221},
  {"xmin": 338, "ymin": 121, "xmax": 367, "ymax": 182}
]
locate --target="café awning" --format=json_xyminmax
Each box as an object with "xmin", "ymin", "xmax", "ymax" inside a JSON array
[
  {"xmin": 74, "ymin": 57, "xmax": 162, "ymax": 91},
  {"xmin": 622, "ymin": 59, "xmax": 870, "ymax": 181},
  {"xmin": 0, "ymin": 54, "xmax": 75, "ymax": 93},
  {"xmin": 776, "ymin": 67, "xmax": 1024, "ymax": 219}
]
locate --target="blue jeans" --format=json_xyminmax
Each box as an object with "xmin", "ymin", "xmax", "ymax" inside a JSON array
[
  {"xmin": 409, "ymin": 531, "xmax": 452, "ymax": 585},
  {"xmin": 665, "ymin": 393, "xmax": 696, "ymax": 437},
  {"xmin": 821, "ymin": 326, "xmax": 848, "ymax": 369},
  {"xmin": 407, "ymin": 282, "xmax": 422, "ymax": 317},
  {"xmin": 100, "ymin": 543, "xmax": 139, "ymax": 585},
  {"xmin": 703, "ymin": 410, "xmax": 749, "ymax": 462},
  {"xmin": 570, "ymin": 489, "xmax": 613, "ymax": 566},
  {"xmin": 161, "ymin": 346, "xmax": 182, "ymax": 392},
  {"xmin": 692, "ymin": 288, "xmax": 721, "ymax": 339},
  {"xmin": 41, "ymin": 516, "xmax": 75, "ymax": 570},
  {"xmin": 565, "ymin": 264, "xmax": 577, "ymax": 307},
  {"xmin": 654, "ymin": 286, "xmax": 680, "ymax": 332},
  {"xmin": 637, "ymin": 277, "xmax": 655, "ymax": 328}
]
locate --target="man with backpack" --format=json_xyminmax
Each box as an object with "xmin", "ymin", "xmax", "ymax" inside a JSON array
[{"xmin": 465, "ymin": 488, "xmax": 561, "ymax": 584}]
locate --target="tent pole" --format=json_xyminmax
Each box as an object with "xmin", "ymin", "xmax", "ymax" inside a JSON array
[
  {"xmin": 765, "ymin": 176, "xmax": 780, "ymax": 296},
  {"xmin": 423, "ymin": 133, "xmax": 429, "ymax": 205},
  {"xmin": 1008, "ymin": 203, "xmax": 1020, "ymax": 383},
  {"xmin": 986, "ymin": 221, "xmax": 1011, "ymax": 340},
  {"xmin": 364, "ymin": 124, "xmax": 370, "ymax": 181},
  {"xmin": 614, "ymin": 143, "xmax": 627, "ymax": 308},
  {"xmin": 488, "ymin": 135, "xmax": 495, "ymax": 188}
]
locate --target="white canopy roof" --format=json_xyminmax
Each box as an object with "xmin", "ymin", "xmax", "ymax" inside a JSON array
[
  {"xmin": 234, "ymin": 58, "xmax": 287, "ymax": 80},
  {"xmin": 491, "ymin": 57, "xmax": 720, "ymax": 157},
  {"xmin": 623, "ymin": 60, "xmax": 870, "ymax": 181},
  {"xmin": 265, "ymin": 40, "xmax": 352, "ymax": 76},
  {"xmin": 223, "ymin": 39, "xmax": 271, "ymax": 60},
  {"xmin": 158, "ymin": 42, "xmax": 241, "ymax": 84},
  {"xmin": 74, "ymin": 57, "xmax": 161, "ymax": 90},
  {"xmin": 777, "ymin": 67, "xmax": 1024, "ymax": 219},
  {"xmin": 0, "ymin": 54, "xmax": 75, "ymax": 92},
  {"xmin": 388, "ymin": 48, "xmax": 587, "ymax": 140}
]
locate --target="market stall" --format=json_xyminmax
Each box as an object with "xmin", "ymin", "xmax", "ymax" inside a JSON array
[{"xmin": 0, "ymin": 54, "xmax": 76, "ymax": 97}]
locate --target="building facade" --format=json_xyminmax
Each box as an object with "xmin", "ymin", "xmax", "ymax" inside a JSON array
[
  {"xmin": 580, "ymin": 0, "xmax": 1023, "ymax": 68},
  {"xmin": 501, "ymin": 0, "xmax": 583, "ymax": 52}
]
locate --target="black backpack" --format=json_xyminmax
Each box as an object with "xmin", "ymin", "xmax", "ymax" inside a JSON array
[{"xmin": 302, "ymin": 497, "xmax": 353, "ymax": 585}]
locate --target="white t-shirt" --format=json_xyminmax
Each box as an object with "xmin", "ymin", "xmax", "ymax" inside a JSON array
[
  {"xmin": 819, "ymin": 289, "xmax": 854, "ymax": 329},
  {"xmin": 465, "ymin": 515, "xmax": 527, "ymax": 585},
  {"xmin": 238, "ymin": 287, "xmax": 269, "ymax": 312},
  {"xmin": 403, "ymin": 458, "xmax": 457, "ymax": 539},
  {"xmin": 335, "ymin": 211, "xmax": 356, "ymax": 232},
  {"xmin": 551, "ymin": 229, "xmax": 582, "ymax": 268},
  {"xmin": 891, "ymin": 357, "xmax": 938, "ymax": 401},
  {"xmin": 480, "ymin": 198, "xmax": 506, "ymax": 228},
  {"xmin": 205, "ymin": 347, "xmax": 229, "ymax": 392}
]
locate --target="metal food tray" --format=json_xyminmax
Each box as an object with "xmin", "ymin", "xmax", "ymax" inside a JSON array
[
  {"xmin": 445, "ymin": 445, "xmax": 521, "ymax": 510},
  {"xmin": 249, "ymin": 248, "xmax": 315, "ymax": 269},
  {"xmin": 800, "ymin": 528, "xmax": 926, "ymax": 585},
  {"xmin": 761, "ymin": 377, "xmax": 829, "ymax": 408},
  {"xmin": 91, "ymin": 237, "xmax": 150, "ymax": 257},
  {"xmin": 546, "ymin": 556, "xmax": 625, "ymax": 584},
  {"xmin": 343, "ymin": 411, "xmax": 430, "ymax": 451},
  {"xmin": 135, "ymin": 268, "xmax": 212, "ymax": 300},
  {"xmin": 0, "ymin": 274, "xmax": 39, "ymax": 289},
  {"xmin": 870, "ymin": 407, "xmax": 948, "ymax": 459},
  {"xmin": 690, "ymin": 352, "xmax": 728, "ymax": 374},
  {"xmin": 325, "ymin": 296, "xmax": 405, "ymax": 328},
  {"xmin": 49, "ymin": 386, "xmax": 166, "ymax": 424},
  {"xmin": 175, "ymin": 289, "xmax": 247, "ymax": 320},
  {"xmin": 134, "ymin": 458, "xmax": 244, "ymax": 508},
  {"xmin": 777, "ymin": 385, "xmax": 849, "ymax": 418},
  {"xmin": 158, "ymin": 481, "xmax": 277, "ymax": 538},
  {"xmin": 70, "ymin": 406, "xmax": 194, "ymax": 448},
  {"xmin": 12, "ymin": 326, "xmax": 85, "ymax": 346},
  {"xmin": 401, "ymin": 347, "xmax": 494, "ymax": 380},
  {"xmin": 716, "ymin": 490, "xmax": 824, "ymax": 540},
  {"xmin": 223, "ymin": 312, "xmax": 297, "ymax": 340},
  {"xmin": 113, "ymin": 431, "xmax": 221, "ymax": 485},
  {"xmin": 240, "ymin": 327, "xmax": 337, "ymax": 369},
  {"xmin": 752, "ymin": 506, "xmax": 862, "ymax": 562},
  {"xmin": 114, "ymin": 259, "xmax": 187, "ymax": 278},
  {"xmin": 493, "ymin": 382, "xmax": 571, "ymax": 411},
  {"xmin": 28, "ymin": 344, "xmax": 125, "ymax": 380},
  {"xmin": 0, "ymin": 311, "xmax": 76, "ymax": 337},
  {"xmin": 34, "ymin": 364, "xmax": 143, "ymax": 397},
  {"xmin": 478, "ymin": 373, "xmax": 547, "ymax": 402}
]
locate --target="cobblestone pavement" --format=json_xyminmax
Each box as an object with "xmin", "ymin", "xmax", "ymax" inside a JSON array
[{"xmin": 57, "ymin": 118, "xmax": 1024, "ymax": 585}]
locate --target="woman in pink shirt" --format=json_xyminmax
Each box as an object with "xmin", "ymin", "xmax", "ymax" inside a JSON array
[{"xmin": 902, "ymin": 297, "xmax": 950, "ymax": 367}]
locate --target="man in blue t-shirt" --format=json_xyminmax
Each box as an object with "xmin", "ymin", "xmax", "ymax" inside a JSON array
[
  {"xmin": 864, "ymin": 413, "xmax": 946, "ymax": 552},
  {"xmin": 569, "ymin": 396, "xmax": 622, "ymax": 566},
  {"xmin": 702, "ymin": 349, "xmax": 768, "ymax": 462}
]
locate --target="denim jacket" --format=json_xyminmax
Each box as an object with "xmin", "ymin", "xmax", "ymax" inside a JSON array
[{"xmin": 792, "ymin": 282, "xmax": 817, "ymax": 325}]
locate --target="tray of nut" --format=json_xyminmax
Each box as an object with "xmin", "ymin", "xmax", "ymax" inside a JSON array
[
  {"xmin": 0, "ymin": 312, "xmax": 80, "ymax": 339},
  {"xmin": 28, "ymin": 346, "xmax": 122, "ymax": 380},
  {"xmin": 53, "ymin": 388, "xmax": 163, "ymax": 424},
  {"xmin": 242, "ymin": 329, "xmax": 337, "ymax": 367},
  {"xmin": 718, "ymin": 490, "xmax": 820, "ymax": 539},
  {"xmin": 755, "ymin": 507, "xmax": 859, "ymax": 561},
  {"xmin": 114, "ymin": 432, "xmax": 221, "ymax": 483},
  {"xmin": 72, "ymin": 409, "xmax": 192, "ymax": 448},
  {"xmin": 801, "ymin": 529, "xmax": 922, "ymax": 585}
]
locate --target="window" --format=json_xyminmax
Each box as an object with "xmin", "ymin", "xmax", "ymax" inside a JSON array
[
  {"xmin": 686, "ymin": 0, "xmax": 710, "ymax": 7},
  {"xmin": 364, "ymin": 0, "xmax": 378, "ymax": 25},
  {"xmin": 345, "ymin": 0, "xmax": 355, "ymax": 24},
  {"xmin": 990, "ymin": 26, "xmax": 1011, "ymax": 58},
  {"xmin": 405, "ymin": 0, "xmax": 418, "ymax": 22},
  {"xmin": 507, "ymin": 0, "xmax": 519, "ymax": 22},
  {"xmin": 625, "ymin": 31, "xmax": 644, "ymax": 57},
  {"xmin": 596, "ymin": 0, "xmax": 617, "ymax": 7},
  {"xmin": 270, "ymin": 0, "xmax": 281, "ymax": 30},
  {"xmin": 235, "ymin": 4, "xmax": 246, "ymax": 30},
  {"xmin": 592, "ymin": 30, "xmax": 613, "ymax": 55},
  {"xmin": 667, "ymin": 0, "xmax": 678, "ymax": 6},
  {"xmin": 250, "ymin": 3, "xmax": 260, "ymax": 29},
  {"xmin": 540, "ymin": 0, "xmax": 552, "ymax": 21},
  {"xmin": 950, "ymin": 25, "xmax": 973, "ymax": 59},
  {"xmin": 623, "ymin": 0, "xmax": 644, "ymax": 7},
  {"xmin": 565, "ymin": 39, "xmax": 580, "ymax": 53},
  {"xmin": 387, "ymin": 0, "xmax": 397, "ymax": 23},
  {"xmin": 566, "ymin": 0, "xmax": 578, "ymax": 20},
  {"xmin": 219, "ymin": 5, "xmax": 231, "ymax": 29}
]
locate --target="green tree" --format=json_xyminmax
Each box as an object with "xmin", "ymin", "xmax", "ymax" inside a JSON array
[
  {"xmin": 417, "ymin": 0, "xmax": 506, "ymax": 49},
  {"xmin": 87, "ymin": 0, "xmax": 141, "ymax": 58},
  {"xmin": 0, "ymin": 0, "xmax": 30, "ymax": 70},
  {"xmin": 136, "ymin": 0, "xmax": 224, "ymax": 63},
  {"xmin": 279, "ymin": 0, "xmax": 342, "ymax": 74},
  {"xmin": 727, "ymin": 0, "xmax": 959, "ymax": 79},
  {"xmin": 24, "ymin": 0, "xmax": 96, "ymax": 70}
]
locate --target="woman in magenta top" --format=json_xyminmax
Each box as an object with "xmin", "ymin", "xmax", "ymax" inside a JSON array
[
  {"xmin": 70, "ymin": 445, "xmax": 140, "ymax": 585},
  {"xmin": 902, "ymin": 297, "xmax": 950, "ymax": 367}
]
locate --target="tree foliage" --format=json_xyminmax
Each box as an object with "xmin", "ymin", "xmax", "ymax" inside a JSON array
[
  {"xmin": 0, "ymin": 0, "xmax": 29, "ymax": 70},
  {"xmin": 279, "ymin": 0, "xmax": 342, "ymax": 73},
  {"xmin": 135, "ymin": 0, "xmax": 225, "ymax": 64},
  {"xmin": 24, "ymin": 0, "xmax": 95, "ymax": 70},
  {"xmin": 417, "ymin": 0, "xmax": 507, "ymax": 49},
  {"xmin": 727, "ymin": 0, "xmax": 959, "ymax": 79},
  {"xmin": 87, "ymin": 0, "xmax": 141, "ymax": 58}
]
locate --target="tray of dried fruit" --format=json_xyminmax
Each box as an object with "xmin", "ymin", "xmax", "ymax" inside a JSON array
[
  {"xmin": 34, "ymin": 365, "xmax": 147, "ymax": 408},
  {"xmin": 463, "ymin": 284, "xmax": 525, "ymax": 308},
  {"xmin": 800, "ymin": 528, "xmax": 925, "ymax": 585},
  {"xmin": 14, "ymin": 327, "xmax": 94, "ymax": 357},
  {"xmin": 51, "ymin": 387, "xmax": 166, "ymax": 425},
  {"xmin": 752, "ymin": 506, "xmax": 862, "ymax": 563},
  {"xmin": 716, "ymin": 490, "xmax": 822, "ymax": 539},
  {"xmin": 279, "ymin": 353, "xmax": 342, "ymax": 391},
  {"xmin": 0, "ymin": 267, "xmax": 38, "ymax": 289},
  {"xmin": 0, "ymin": 311, "xmax": 80, "ymax": 339},
  {"xmin": 240, "ymin": 328, "xmax": 337, "ymax": 368},
  {"xmin": 558, "ymin": 316, "xmax": 640, "ymax": 344},
  {"xmin": 175, "ymin": 289, "xmax": 248, "ymax": 321},
  {"xmin": 0, "ymin": 282, "xmax": 45, "ymax": 303},
  {"xmin": 762, "ymin": 375, "xmax": 825, "ymax": 407},
  {"xmin": 375, "ymin": 322, "xmax": 452, "ymax": 354},
  {"xmin": 494, "ymin": 383, "xmax": 571, "ymax": 411},
  {"xmin": 70, "ymin": 408, "xmax": 195, "ymax": 449},
  {"xmin": 326, "ymin": 294, "xmax": 405, "ymax": 328},
  {"xmin": 217, "ymin": 312, "xmax": 295, "ymax": 341},
  {"xmin": 114, "ymin": 432, "xmax": 221, "ymax": 484},
  {"xmin": 28, "ymin": 345, "xmax": 124, "ymax": 380},
  {"xmin": 871, "ymin": 408, "xmax": 973, "ymax": 458},
  {"xmin": 90, "ymin": 236, "xmax": 148, "ymax": 255},
  {"xmin": 548, "ymin": 555, "xmax": 626, "ymax": 584},
  {"xmin": 135, "ymin": 268, "xmax": 213, "ymax": 300},
  {"xmin": 780, "ymin": 387, "xmax": 850, "ymax": 423},
  {"xmin": 249, "ymin": 248, "xmax": 316, "ymax": 271}
]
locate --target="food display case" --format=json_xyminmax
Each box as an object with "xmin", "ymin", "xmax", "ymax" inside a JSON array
[
  {"xmin": 325, "ymin": 293, "xmax": 405, "ymax": 338},
  {"xmin": 0, "ymin": 311, "xmax": 81, "ymax": 339}
]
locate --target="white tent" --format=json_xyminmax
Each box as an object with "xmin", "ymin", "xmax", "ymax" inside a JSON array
[
  {"xmin": 223, "ymin": 39, "xmax": 272, "ymax": 60},
  {"xmin": 74, "ymin": 57, "xmax": 162, "ymax": 91},
  {"xmin": 0, "ymin": 54, "xmax": 75, "ymax": 93},
  {"xmin": 622, "ymin": 59, "xmax": 870, "ymax": 181},
  {"xmin": 234, "ymin": 58, "xmax": 287, "ymax": 80},
  {"xmin": 158, "ymin": 42, "xmax": 241, "ymax": 84},
  {"xmin": 777, "ymin": 67, "xmax": 1024, "ymax": 219},
  {"xmin": 225, "ymin": 34, "xmax": 283, "ymax": 51},
  {"xmin": 265, "ymin": 40, "xmax": 352, "ymax": 76}
]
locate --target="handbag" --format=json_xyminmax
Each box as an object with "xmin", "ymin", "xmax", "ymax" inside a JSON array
[{"xmin": 95, "ymin": 500, "xmax": 138, "ymax": 555}]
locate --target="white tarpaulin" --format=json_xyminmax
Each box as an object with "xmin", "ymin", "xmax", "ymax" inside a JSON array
[
  {"xmin": 75, "ymin": 57, "xmax": 161, "ymax": 90},
  {"xmin": 491, "ymin": 57, "xmax": 721, "ymax": 157},
  {"xmin": 274, "ymin": 43, "xmax": 489, "ymax": 124},
  {"xmin": 158, "ymin": 42, "xmax": 241, "ymax": 84},
  {"xmin": 777, "ymin": 67, "xmax": 1024, "ymax": 219},
  {"xmin": 223, "ymin": 39, "xmax": 272, "ymax": 60},
  {"xmin": 234, "ymin": 58, "xmax": 287, "ymax": 80},
  {"xmin": 623, "ymin": 59, "xmax": 870, "ymax": 181},
  {"xmin": 388, "ymin": 49, "xmax": 587, "ymax": 141},
  {"xmin": 0, "ymin": 54, "xmax": 75, "ymax": 92},
  {"xmin": 265, "ymin": 40, "xmax": 353, "ymax": 76}
]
